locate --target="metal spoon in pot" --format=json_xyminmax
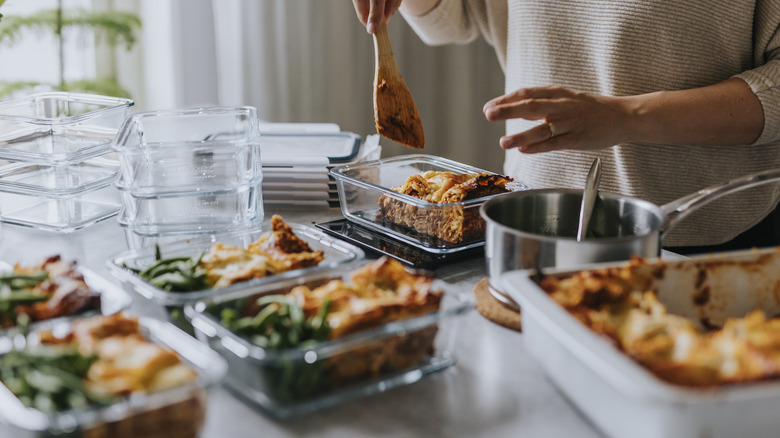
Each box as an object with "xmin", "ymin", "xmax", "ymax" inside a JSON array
[{"xmin": 577, "ymin": 158, "xmax": 602, "ymax": 241}]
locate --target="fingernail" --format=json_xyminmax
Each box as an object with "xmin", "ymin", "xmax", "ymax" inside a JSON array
[
  {"xmin": 367, "ymin": 22, "xmax": 377, "ymax": 34},
  {"xmin": 500, "ymin": 136, "xmax": 513, "ymax": 149},
  {"xmin": 485, "ymin": 107, "xmax": 497, "ymax": 119}
]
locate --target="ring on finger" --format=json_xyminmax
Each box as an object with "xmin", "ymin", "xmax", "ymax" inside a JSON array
[{"xmin": 546, "ymin": 121, "xmax": 557, "ymax": 139}]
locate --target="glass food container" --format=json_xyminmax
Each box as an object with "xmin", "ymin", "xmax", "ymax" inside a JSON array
[
  {"xmin": 111, "ymin": 106, "xmax": 261, "ymax": 197},
  {"xmin": 0, "ymin": 184, "xmax": 120, "ymax": 233},
  {"xmin": 0, "ymin": 260, "xmax": 132, "ymax": 335},
  {"xmin": 107, "ymin": 222, "xmax": 365, "ymax": 333},
  {"xmin": 115, "ymin": 176, "xmax": 264, "ymax": 236},
  {"xmin": 0, "ymin": 92, "xmax": 133, "ymax": 166},
  {"xmin": 184, "ymin": 259, "xmax": 474, "ymax": 418},
  {"xmin": 0, "ymin": 314, "xmax": 227, "ymax": 438},
  {"xmin": 330, "ymin": 154, "xmax": 530, "ymax": 253}
]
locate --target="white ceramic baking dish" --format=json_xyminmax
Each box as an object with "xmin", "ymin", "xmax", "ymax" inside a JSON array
[{"xmin": 501, "ymin": 247, "xmax": 780, "ymax": 438}]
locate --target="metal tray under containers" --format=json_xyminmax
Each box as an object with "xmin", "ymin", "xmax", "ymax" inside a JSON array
[
  {"xmin": 0, "ymin": 92, "xmax": 133, "ymax": 165},
  {"xmin": 500, "ymin": 247, "xmax": 780, "ymax": 438},
  {"xmin": 184, "ymin": 259, "xmax": 473, "ymax": 418},
  {"xmin": 330, "ymin": 154, "xmax": 529, "ymax": 253},
  {"xmin": 111, "ymin": 106, "xmax": 261, "ymax": 197},
  {"xmin": 107, "ymin": 221, "xmax": 365, "ymax": 333},
  {"xmin": 0, "ymin": 314, "xmax": 227, "ymax": 438}
]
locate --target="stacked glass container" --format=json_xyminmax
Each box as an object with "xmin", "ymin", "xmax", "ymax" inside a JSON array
[
  {"xmin": 112, "ymin": 106, "xmax": 264, "ymax": 246},
  {"xmin": 0, "ymin": 92, "xmax": 134, "ymax": 232}
]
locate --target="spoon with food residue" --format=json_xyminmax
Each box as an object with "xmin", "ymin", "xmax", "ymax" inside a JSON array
[{"xmin": 372, "ymin": 21, "xmax": 425, "ymax": 149}]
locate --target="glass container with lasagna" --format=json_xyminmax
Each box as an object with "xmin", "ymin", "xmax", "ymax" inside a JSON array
[
  {"xmin": 0, "ymin": 255, "xmax": 131, "ymax": 335},
  {"xmin": 501, "ymin": 246, "xmax": 780, "ymax": 438},
  {"xmin": 108, "ymin": 216, "xmax": 364, "ymax": 333},
  {"xmin": 330, "ymin": 154, "xmax": 530, "ymax": 253},
  {"xmin": 0, "ymin": 312, "xmax": 226, "ymax": 438},
  {"xmin": 184, "ymin": 257, "xmax": 473, "ymax": 418}
]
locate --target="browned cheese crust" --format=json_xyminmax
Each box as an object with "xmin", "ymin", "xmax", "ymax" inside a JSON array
[
  {"xmin": 540, "ymin": 257, "xmax": 780, "ymax": 387},
  {"xmin": 377, "ymin": 171, "xmax": 513, "ymax": 244},
  {"xmin": 200, "ymin": 214, "xmax": 325, "ymax": 288},
  {"xmin": 286, "ymin": 257, "xmax": 443, "ymax": 381},
  {"xmin": 40, "ymin": 314, "xmax": 204, "ymax": 438}
]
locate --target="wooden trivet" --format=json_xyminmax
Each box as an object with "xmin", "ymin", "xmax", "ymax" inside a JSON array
[{"xmin": 472, "ymin": 277, "xmax": 522, "ymax": 332}]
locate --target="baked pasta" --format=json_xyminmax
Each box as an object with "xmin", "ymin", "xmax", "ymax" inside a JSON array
[
  {"xmin": 138, "ymin": 214, "xmax": 325, "ymax": 291},
  {"xmin": 377, "ymin": 171, "xmax": 513, "ymax": 244},
  {"xmin": 1, "ymin": 313, "xmax": 204, "ymax": 438},
  {"xmin": 0, "ymin": 255, "xmax": 101, "ymax": 329},
  {"xmin": 539, "ymin": 257, "xmax": 780, "ymax": 387},
  {"xmin": 218, "ymin": 257, "xmax": 443, "ymax": 401}
]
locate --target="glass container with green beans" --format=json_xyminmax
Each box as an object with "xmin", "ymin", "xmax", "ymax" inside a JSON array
[
  {"xmin": 218, "ymin": 295, "xmax": 331, "ymax": 403},
  {"xmin": 127, "ymin": 245, "xmax": 210, "ymax": 292},
  {"xmin": 0, "ymin": 345, "xmax": 113, "ymax": 413},
  {"xmin": 0, "ymin": 271, "xmax": 49, "ymax": 329}
]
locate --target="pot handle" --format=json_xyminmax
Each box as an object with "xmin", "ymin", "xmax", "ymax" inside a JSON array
[{"xmin": 660, "ymin": 167, "xmax": 780, "ymax": 235}]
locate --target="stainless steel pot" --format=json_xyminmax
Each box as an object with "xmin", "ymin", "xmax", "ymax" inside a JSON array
[{"xmin": 480, "ymin": 168, "xmax": 780, "ymax": 307}]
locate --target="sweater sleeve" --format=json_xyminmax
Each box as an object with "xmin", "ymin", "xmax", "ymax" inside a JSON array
[
  {"xmin": 732, "ymin": 0, "xmax": 780, "ymax": 145},
  {"xmin": 400, "ymin": 0, "xmax": 508, "ymax": 68}
]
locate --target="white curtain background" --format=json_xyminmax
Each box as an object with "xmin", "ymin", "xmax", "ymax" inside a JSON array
[{"xmin": 114, "ymin": 0, "xmax": 507, "ymax": 172}]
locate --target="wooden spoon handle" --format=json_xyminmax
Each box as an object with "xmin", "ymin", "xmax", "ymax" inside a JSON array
[{"xmin": 373, "ymin": 22, "xmax": 397, "ymax": 73}]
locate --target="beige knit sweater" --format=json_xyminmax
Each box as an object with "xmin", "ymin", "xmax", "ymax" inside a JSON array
[{"xmin": 402, "ymin": 0, "xmax": 780, "ymax": 246}]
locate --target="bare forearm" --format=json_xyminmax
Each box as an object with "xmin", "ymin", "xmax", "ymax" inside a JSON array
[{"xmin": 622, "ymin": 78, "xmax": 764, "ymax": 146}]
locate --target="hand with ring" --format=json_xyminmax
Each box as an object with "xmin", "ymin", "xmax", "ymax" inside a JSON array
[{"xmin": 482, "ymin": 85, "xmax": 634, "ymax": 154}]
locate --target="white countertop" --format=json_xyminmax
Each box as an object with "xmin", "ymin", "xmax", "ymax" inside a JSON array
[{"xmin": 0, "ymin": 208, "xmax": 604, "ymax": 438}]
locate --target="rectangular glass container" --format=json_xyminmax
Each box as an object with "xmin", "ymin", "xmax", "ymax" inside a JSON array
[
  {"xmin": 330, "ymin": 154, "xmax": 530, "ymax": 254},
  {"xmin": 111, "ymin": 106, "xmax": 261, "ymax": 196},
  {"xmin": 0, "ymin": 314, "xmax": 227, "ymax": 438},
  {"xmin": 0, "ymin": 92, "xmax": 133, "ymax": 165},
  {"xmin": 501, "ymin": 247, "xmax": 780, "ymax": 438},
  {"xmin": 184, "ymin": 260, "xmax": 473, "ymax": 418},
  {"xmin": 107, "ymin": 222, "xmax": 365, "ymax": 333},
  {"xmin": 116, "ymin": 176, "xmax": 264, "ymax": 236},
  {"xmin": 0, "ymin": 157, "xmax": 118, "ymax": 197},
  {"xmin": 0, "ymin": 184, "xmax": 120, "ymax": 233},
  {"xmin": 0, "ymin": 261, "xmax": 132, "ymax": 335}
]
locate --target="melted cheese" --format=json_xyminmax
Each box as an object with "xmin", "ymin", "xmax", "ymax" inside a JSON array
[{"xmin": 542, "ymin": 260, "xmax": 780, "ymax": 387}]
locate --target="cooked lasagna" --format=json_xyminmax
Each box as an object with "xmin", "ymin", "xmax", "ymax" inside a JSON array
[
  {"xmin": 200, "ymin": 214, "xmax": 325, "ymax": 288},
  {"xmin": 539, "ymin": 257, "xmax": 780, "ymax": 387},
  {"xmin": 230, "ymin": 257, "xmax": 443, "ymax": 384},
  {"xmin": 377, "ymin": 171, "xmax": 513, "ymax": 244},
  {"xmin": 14, "ymin": 313, "xmax": 203, "ymax": 438},
  {"xmin": 140, "ymin": 215, "xmax": 326, "ymax": 291},
  {"xmin": 0, "ymin": 255, "xmax": 101, "ymax": 329}
]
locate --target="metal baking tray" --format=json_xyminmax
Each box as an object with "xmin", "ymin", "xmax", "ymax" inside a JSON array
[
  {"xmin": 184, "ymin": 259, "xmax": 473, "ymax": 418},
  {"xmin": 501, "ymin": 247, "xmax": 780, "ymax": 438}
]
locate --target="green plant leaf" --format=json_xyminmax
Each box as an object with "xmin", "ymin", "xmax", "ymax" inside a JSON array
[{"xmin": 0, "ymin": 8, "xmax": 141, "ymax": 49}]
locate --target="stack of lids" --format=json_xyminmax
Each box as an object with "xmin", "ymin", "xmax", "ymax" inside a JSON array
[{"xmin": 258, "ymin": 123, "xmax": 381, "ymax": 209}]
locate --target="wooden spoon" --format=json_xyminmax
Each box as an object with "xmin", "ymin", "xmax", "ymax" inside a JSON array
[{"xmin": 372, "ymin": 22, "xmax": 425, "ymax": 149}]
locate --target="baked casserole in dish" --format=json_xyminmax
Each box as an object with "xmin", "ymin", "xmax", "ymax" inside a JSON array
[{"xmin": 501, "ymin": 247, "xmax": 780, "ymax": 438}]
